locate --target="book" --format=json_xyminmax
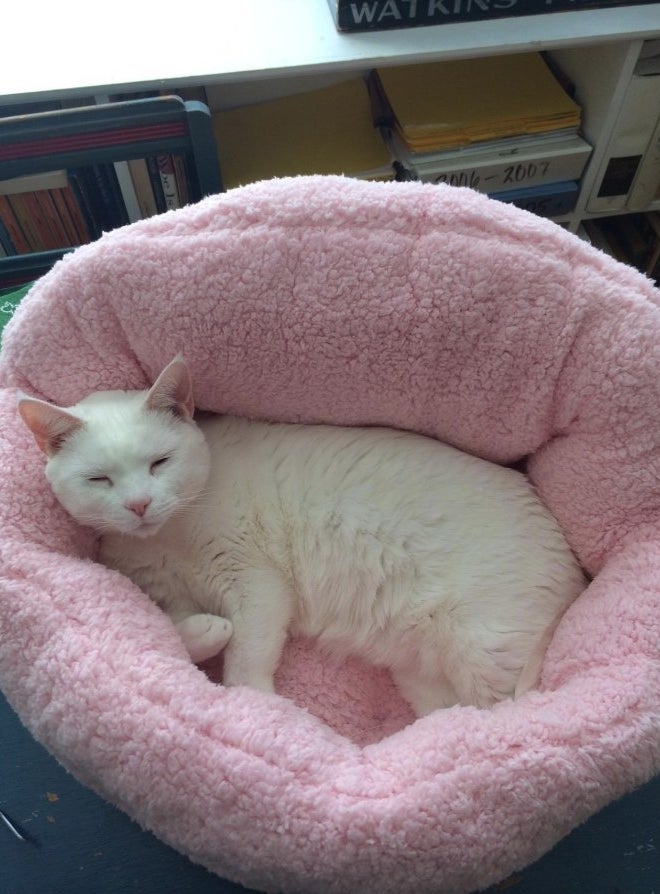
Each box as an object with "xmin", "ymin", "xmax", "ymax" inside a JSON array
[
  {"xmin": 0, "ymin": 170, "xmax": 70, "ymax": 195},
  {"xmin": 0, "ymin": 214, "xmax": 14, "ymax": 255},
  {"xmin": 173, "ymin": 156, "xmax": 190, "ymax": 207},
  {"xmin": 146, "ymin": 157, "xmax": 167, "ymax": 213},
  {"xmin": 49, "ymin": 188, "xmax": 83, "ymax": 245},
  {"xmin": 68, "ymin": 164, "xmax": 129, "ymax": 236},
  {"xmin": 89, "ymin": 164, "xmax": 129, "ymax": 230},
  {"xmin": 326, "ymin": 0, "xmax": 660, "ymax": 32},
  {"xmin": 393, "ymin": 134, "xmax": 591, "ymax": 193},
  {"xmin": 0, "ymin": 195, "xmax": 31, "ymax": 253},
  {"xmin": 8, "ymin": 194, "xmax": 47, "ymax": 252},
  {"xmin": 60, "ymin": 186, "xmax": 91, "ymax": 243},
  {"xmin": 156, "ymin": 155, "xmax": 181, "ymax": 211},
  {"xmin": 0, "ymin": 170, "xmax": 93, "ymax": 253},
  {"xmin": 374, "ymin": 55, "xmax": 581, "ymax": 154},
  {"xmin": 128, "ymin": 158, "xmax": 159, "ymax": 219},
  {"xmin": 212, "ymin": 78, "xmax": 393, "ymax": 189},
  {"xmin": 67, "ymin": 169, "xmax": 103, "ymax": 241},
  {"xmin": 489, "ymin": 179, "xmax": 579, "ymax": 217},
  {"xmin": 33, "ymin": 191, "xmax": 71, "ymax": 249},
  {"xmin": 113, "ymin": 161, "xmax": 142, "ymax": 223},
  {"xmin": 587, "ymin": 72, "xmax": 660, "ymax": 213}
]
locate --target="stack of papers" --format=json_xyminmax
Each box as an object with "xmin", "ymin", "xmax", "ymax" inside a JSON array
[
  {"xmin": 374, "ymin": 53, "xmax": 581, "ymax": 155},
  {"xmin": 369, "ymin": 53, "xmax": 590, "ymax": 207}
]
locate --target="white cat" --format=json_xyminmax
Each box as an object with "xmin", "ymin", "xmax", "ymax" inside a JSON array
[{"xmin": 18, "ymin": 357, "xmax": 586, "ymax": 715}]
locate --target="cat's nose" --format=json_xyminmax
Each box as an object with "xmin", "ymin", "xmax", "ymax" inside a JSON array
[{"xmin": 125, "ymin": 497, "xmax": 152, "ymax": 518}]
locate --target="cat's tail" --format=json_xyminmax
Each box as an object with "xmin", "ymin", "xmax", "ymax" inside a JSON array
[{"xmin": 514, "ymin": 615, "xmax": 563, "ymax": 700}]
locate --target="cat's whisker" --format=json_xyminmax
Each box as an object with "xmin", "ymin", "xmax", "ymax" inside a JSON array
[{"xmin": 167, "ymin": 490, "xmax": 215, "ymax": 518}]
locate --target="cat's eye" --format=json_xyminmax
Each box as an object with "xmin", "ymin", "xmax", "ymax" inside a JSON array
[
  {"xmin": 150, "ymin": 456, "xmax": 169, "ymax": 473},
  {"xmin": 88, "ymin": 475, "xmax": 111, "ymax": 485}
]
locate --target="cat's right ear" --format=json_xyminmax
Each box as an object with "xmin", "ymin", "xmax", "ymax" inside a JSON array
[{"xmin": 17, "ymin": 396, "xmax": 84, "ymax": 456}]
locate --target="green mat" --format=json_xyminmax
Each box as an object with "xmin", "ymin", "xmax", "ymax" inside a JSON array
[{"xmin": 0, "ymin": 281, "xmax": 33, "ymax": 341}]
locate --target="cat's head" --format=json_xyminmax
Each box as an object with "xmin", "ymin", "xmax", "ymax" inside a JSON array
[{"xmin": 18, "ymin": 356, "xmax": 211, "ymax": 538}]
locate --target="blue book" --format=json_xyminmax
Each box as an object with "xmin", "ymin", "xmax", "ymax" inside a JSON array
[{"xmin": 489, "ymin": 180, "xmax": 579, "ymax": 218}]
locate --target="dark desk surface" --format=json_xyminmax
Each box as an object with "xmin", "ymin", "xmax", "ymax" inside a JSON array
[{"xmin": 1, "ymin": 690, "xmax": 658, "ymax": 894}]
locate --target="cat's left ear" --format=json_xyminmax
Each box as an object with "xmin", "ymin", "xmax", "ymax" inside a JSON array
[{"xmin": 146, "ymin": 356, "xmax": 194, "ymax": 421}]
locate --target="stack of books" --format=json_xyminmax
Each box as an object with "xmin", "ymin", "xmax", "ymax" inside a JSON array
[
  {"xmin": 372, "ymin": 53, "xmax": 592, "ymax": 217},
  {"xmin": 0, "ymin": 155, "xmax": 191, "ymax": 257},
  {"xmin": 212, "ymin": 78, "xmax": 394, "ymax": 189},
  {"xmin": 0, "ymin": 170, "xmax": 94, "ymax": 255}
]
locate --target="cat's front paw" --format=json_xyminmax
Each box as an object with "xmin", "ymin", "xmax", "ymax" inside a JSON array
[{"xmin": 175, "ymin": 614, "xmax": 233, "ymax": 663}]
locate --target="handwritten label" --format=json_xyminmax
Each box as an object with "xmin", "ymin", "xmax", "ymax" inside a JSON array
[
  {"xmin": 433, "ymin": 170, "xmax": 481, "ymax": 188},
  {"xmin": 431, "ymin": 159, "xmax": 559, "ymax": 191},
  {"xmin": 503, "ymin": 161, "xmax": 551, "ymax": 184}
]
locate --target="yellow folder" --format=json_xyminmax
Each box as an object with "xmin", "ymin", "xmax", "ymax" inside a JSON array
[
  {"xmin": 213, "ymin": 78, "xmax": 393, "ymax": 189},
  {"xmin": 376, "ymin": 53, "xmax": 581, "ymax": 153}
]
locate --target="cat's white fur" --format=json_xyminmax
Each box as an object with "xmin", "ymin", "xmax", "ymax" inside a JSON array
[{"xmin": 18, "ymin": 358, "xmax": 586, "ymax": 715}]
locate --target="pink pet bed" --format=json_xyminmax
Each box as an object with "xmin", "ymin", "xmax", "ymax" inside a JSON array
[{"xmin": 1, "ymin": 176, "xmax": 659, "ymax": 894}]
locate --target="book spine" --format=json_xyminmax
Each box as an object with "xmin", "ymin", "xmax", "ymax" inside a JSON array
[
  {"xmin": 61, "ymin": 181, "xmax": 92, "ymax": 243},
  {"xmin": 7, "ymin": 194, "xmax": 46, "ymax": 251},
  {"xmin": 328, "ymin": 0, "xmax": 660, "ymax": 32},
  {"xmin": 156, "ymin": 154, "xmax": 181, "ymax": 211},
  {"xmin": 128, "ymin": 158, "xmax": 159, "ymax": 219},
  {"xmin": 113, "ymin": 161, "xmax": 142, "ymax": 223},
  {"xmin": 146, "ymin": 157, "xmax": 167, "ymax": 214},
  {"xmin": 67, "ymin": 169, "xmax": 103, "ymax": 240},
  {"xmin": 0, "ymin": 213, "xmax": 15, "ymax": 255},
  {"xmin": 89, "ymin": 164, "xmax": 129, "ymax": 230},
  {"xmin": 49, "ymin": 188, "xmax": 81, "ymax": 246},
  {"xmin": 0, "ymin": 195, "xmax": 30, "ymax": 253},
  {"xmin": 404, "ymin": 144, "xmax": 590, "ymax": 193},
  {"xmin": 172, "ymin": 155, "xmax": 190, "ymax": 207},
  {"xmin": 33, "ymin": 191, "xmax": 69, "ymax": 249},
  {"xmin": 489, "ymin": 180, "xmax": 579, "ymax": 217}
]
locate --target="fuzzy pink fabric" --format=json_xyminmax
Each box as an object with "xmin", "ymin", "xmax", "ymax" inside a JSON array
[{"xmin": 0, "ymin": 175, "xmax": 659, "ymax": 894}]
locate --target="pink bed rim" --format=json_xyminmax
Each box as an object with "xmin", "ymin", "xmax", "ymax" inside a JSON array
[{"xmin": 0, "ymin": 176, "xmax": 659, "ymax": 894}]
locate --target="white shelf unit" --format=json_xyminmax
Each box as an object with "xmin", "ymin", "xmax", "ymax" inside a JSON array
[{"xmin": 1, "ymin": 0, "xmax": 660, "ymax": 231}]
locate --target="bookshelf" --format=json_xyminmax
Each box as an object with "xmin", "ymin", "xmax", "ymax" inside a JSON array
[
  {"xmin": 0, "ymin": 1, "xmax": 659, "ymax": 238},
  {"xmin": 0, "ymin": 97, "xmax": 222, "ymax": 287}
]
